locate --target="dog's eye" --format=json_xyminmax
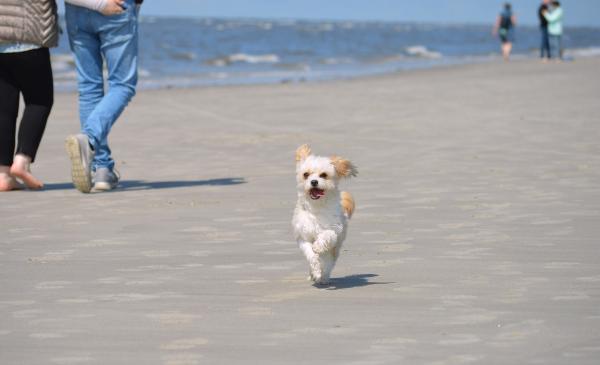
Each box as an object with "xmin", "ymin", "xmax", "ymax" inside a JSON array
[
  {"xmin": 303, "ymin": 172, "xmax": 310, "ymax": 179},
  {"xmin": 319, "ymin": 173, "xmax": 328, "ymax": 179}
]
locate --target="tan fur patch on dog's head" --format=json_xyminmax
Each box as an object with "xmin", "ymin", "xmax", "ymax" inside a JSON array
[
  {"xmin": 295, "ymin": 144, "xmax": 312, "ymax": 163},
  {"xmin": 330, "ymin": 156, "xmax": 358, "ymax": 178}
]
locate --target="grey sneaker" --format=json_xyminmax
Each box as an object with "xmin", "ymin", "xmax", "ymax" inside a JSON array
[
  {"xmin": 93, "ymin": 167, "xmax": 120, "ymax": 191},
  {"xmin": 65, "ymin": 134, "xmax": 95, "ymax": 193}
]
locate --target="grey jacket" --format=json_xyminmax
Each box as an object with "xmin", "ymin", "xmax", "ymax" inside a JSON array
[{"xmin": 0, "ymin": 0, "xmax": 59, "ymax": 48}]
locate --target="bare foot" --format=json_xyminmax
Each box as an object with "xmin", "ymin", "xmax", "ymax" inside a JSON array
[
  {"xmin": 10, "ymin": 154, "xmax": 43, "ymax": 190},
  {"xmin": 0, "ymin": 166, "xmax": 24, "ymax": 191}
]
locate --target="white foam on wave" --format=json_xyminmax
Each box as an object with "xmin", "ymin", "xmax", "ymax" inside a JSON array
[
  {"xmin": 320, "ymin": 57, "xmax": 354, "ymax": 65},
  {"xmin": 50, "ymin": 53, "xmax": 75, "ymax": 72},
  {"xmin": 53, "ymin": 71, "xmax": 78, "ymax": 81},
  {"xmin": 229, "ymin": 53, "xmax": 279, "ymax": 63},
  {"xmin": 259, "ymin": 22, "xmax": 273, "ymax": 30},
  {"xmin": 405, "ymin": 45, "xmax": 442, "ymax": 59},
  {"xmin": 206, "ymin": 53, "xmax": 280, "ymax": 67},
  {"xmin": 319, "ymin": 23, "xmax": 335, "ymax": 32},
  {"xmin": 565, "ymin": 47, "xmax": 600, "ymax": 58}
]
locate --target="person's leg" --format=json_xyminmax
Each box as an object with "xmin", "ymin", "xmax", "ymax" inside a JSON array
[
  {"xmin": 548, "ymin": 35, "xmax": 560, "ymax": 58},
  {"xmin": 65, "ymin": 3, "xmax": 103, "ymax": 193},
  {"xmin": 501, "ymin": 42, "xmax": 512, "ymax": 61},
  {"xmin": 66, "ymin": 4, "xmax": 104, "ymax": 136},
  {"xmin": 0, "ymin": 55, "xmax": 23, "ymax": 191},
  {"xmin": 85, "ymin": 3, "xmax": 138, "ymax": 172},
  {"xmin": 540, "ymin": 28, "xmax": 544, "ymax": 58},
  {"xmin": 0, "ymin": 55, "xmax": 19, "ymax": 168},
  {"xmin": 540, "ymin": 27, "xmax": 549, "ymax": 59},
  {"xmin": 13, "ymin": 48, "xmax": 54, "ymax": 162},
  {"xmin": 558, "ymin": 35, "xmax": 563, "ymax": 60},
  {"xmin": 8, "ymin": 48, "xmax": 54, "ymax": 189},
  {"xmin": 543, "ymin": 28, "xmax": 551, "ymax": 59}
]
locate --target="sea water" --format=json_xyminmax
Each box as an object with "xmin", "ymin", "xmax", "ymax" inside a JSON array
[{"xmin": 51, "ymin": 17, "xmax": 600, "ymax": 91}]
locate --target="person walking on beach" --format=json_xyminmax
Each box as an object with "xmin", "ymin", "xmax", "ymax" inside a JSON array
[
  {"xmin": 1, "ymin": 0, "xmax": 143, "ymax": 192},
  {"xmin": 64, "ymin": 0, "xmax": 143, "ymax": 193},
  {"xmin": 543, "ymin": 1, "xmax": 564, "ymax": 61},
  {"xmin": 493, "ymin": 3, "xmax": 517, "ymax": 61},
  {"xmin": 538, "ymin": 0, "xmax": 551, "ymax": 61},
  {"xmin": 0, "ymin": 0, "xmax": 60, "ymax": 191}
]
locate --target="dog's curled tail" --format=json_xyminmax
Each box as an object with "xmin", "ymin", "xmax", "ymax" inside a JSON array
[{"xmin": 341, "ymin": 191, "xmax": 355, "ymax": 219}]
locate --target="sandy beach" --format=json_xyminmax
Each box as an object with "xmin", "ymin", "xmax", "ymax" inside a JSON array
[{"xmin": 1, "ymin": 57, "xmax": 599, "ymax": 364}]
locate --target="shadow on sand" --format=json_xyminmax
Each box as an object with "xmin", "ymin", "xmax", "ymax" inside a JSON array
[
  {"xmin": 43, "ymin": 177, "xmax": 246, "ymax": 192},
  {"xmin": 318, "ymin": 274, "xmax": 393, "ymax": 290}
]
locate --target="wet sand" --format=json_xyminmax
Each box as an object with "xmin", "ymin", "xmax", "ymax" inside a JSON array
[{"xmin": 1, "ymin": 58, "xmax": 599, "ymax": 364}]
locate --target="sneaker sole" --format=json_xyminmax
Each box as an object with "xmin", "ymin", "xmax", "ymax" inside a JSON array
[
  {"xmin": 93, "ymin": 182, "xmax": 115, "ymax": 191},
  {"xmin": 65, "ymin": 136, "xmax": 92, "ymax": 193}
]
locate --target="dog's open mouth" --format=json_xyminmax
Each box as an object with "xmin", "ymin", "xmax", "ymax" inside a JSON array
[{"xmin": 309, "ymin": 188, "xmax": 325, "ymax": 200}]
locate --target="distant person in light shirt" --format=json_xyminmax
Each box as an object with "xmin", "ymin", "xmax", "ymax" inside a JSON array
[
  {"xmin": 543, "ymin": 1, "xmax": 564, "ymax": 61},
  {"xmin": 493, "ymin": 3, "xmax": 517, "ymax": 61}
]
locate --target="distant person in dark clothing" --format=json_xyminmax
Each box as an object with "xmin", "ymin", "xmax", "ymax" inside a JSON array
[
  {"xmin": 493, "ymin": 3, "xmax": 517, "ymax": 61},
  {"xmin": 539, "ymin": 0, "xmax": 551, "ymax": 61}
]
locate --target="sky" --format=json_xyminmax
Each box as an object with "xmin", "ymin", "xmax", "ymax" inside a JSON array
[{"xmin": 58, "ymin": 0, "xmax": 600, "ymax": 27}]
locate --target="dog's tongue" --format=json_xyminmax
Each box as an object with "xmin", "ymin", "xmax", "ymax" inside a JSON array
[{"xmin": 310, "ymin": 188, "xmax": 325, "ymax": 199}]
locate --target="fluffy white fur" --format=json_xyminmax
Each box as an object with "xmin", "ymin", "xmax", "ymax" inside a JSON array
[{"xmin": 292, "ymin": 144, "xmax": 357, "ymax": 285}]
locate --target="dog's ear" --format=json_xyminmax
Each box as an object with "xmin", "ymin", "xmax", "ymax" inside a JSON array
[
  {"xmin": 295, "ymin": 144, "xmax": 312, "ymax": 163},
  {"xmin": 331, "ymin": 156, "xmax": 358, "ymax": 178}
]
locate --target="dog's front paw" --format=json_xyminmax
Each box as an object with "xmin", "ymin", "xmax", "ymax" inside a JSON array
[{"xmin": 309, "ymin": 257, "xmax": 321, "ymax": 281}]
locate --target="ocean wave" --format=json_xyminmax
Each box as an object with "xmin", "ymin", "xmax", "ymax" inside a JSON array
[
  {"xmin": 51, "ymin": 53, "xmax": 75, "ymax": 72},
  {"xmin": 205, "ymin": 53, "xmax": 280, "ymax": 67},
  {"xmin": 319, "ymin": 57, "xmax": 354, "ymax": 65},
  {"xmin": 565, "ymin": 47, "xmax": 600, "ymax": 58},
  {"xmin": 275, "ymin": 63, "xmax": 311, "ymax": 71},
  {"xmin": 259, "ymin": 22, "xmax": 273, "ymax": 30},
  {"xmin": 405, "ymin": 45, "xmax": 442, "ymax": 59},
  {"xmin": 364, "ymin": 54, "xmax": 405, "ymax": 65},
  {"xmin": 170, "ymin": 52, "xmax": 197, "ymax": 61},
  {"xmin": 53, "ymin": 70, "xmax": 78, "ymax": 81},
  {"xmin": 140, "ymin": 16, "xmax": 157, "ymax": 24}
]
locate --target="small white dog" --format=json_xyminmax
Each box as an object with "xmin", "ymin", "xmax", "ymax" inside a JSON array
[{"xmin": 292, "ymin": 144, "xmax": 358, "ymax": 285}]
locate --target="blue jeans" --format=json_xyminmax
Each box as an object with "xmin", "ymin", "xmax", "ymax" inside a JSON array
[
  {"xmin": 65, "ymin": 1, "xmax": 138, "ymax": 171},
  {"xmin": 540, "ymin": 27, "xmax": 550, "ymax": 58},
  {"xmin": 549, "ymin": 34, "xmax": 562, "ymax": 60}
]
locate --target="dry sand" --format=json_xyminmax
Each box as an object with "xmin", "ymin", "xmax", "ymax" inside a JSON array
[{"xmin": 1, "ymin": 58, "xmax": 599, "ymax": 364}]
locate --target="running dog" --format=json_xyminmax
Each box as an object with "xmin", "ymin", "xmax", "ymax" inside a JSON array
[{"xmin": 292, "ymin": 144, "xmax": 357, "ymax": 285}]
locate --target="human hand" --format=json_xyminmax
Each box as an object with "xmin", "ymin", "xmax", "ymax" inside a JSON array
[{"xmin": 101, "ymin": 0, "xmax": 125, "ymax": 15}]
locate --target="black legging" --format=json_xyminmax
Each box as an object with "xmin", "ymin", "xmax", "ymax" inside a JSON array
[{"xmin": 0, "ymin": 47, "xmax": 53, "ymax": 166}]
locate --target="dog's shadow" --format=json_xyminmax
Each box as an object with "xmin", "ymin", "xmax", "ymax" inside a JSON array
[{"xmin": 317, "ymin": 274, "xmax": 393, "ymax": 290}]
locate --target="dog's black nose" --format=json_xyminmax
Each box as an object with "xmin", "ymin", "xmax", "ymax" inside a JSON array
[{"xmin": 311, "ymin": 180, "xmax": 318, "ymax": 187}]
